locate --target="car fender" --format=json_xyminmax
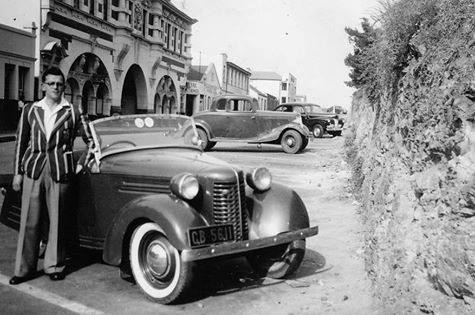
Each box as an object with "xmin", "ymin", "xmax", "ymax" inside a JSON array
[
  {"xmin": 246, "ymin": 182, "xmax": 310, "ymax": 240},
  {"xmin": 103, "ymin": 194, "xmax": 208, "ymax": 266},
  {"xmin": 254, "ymin": 123, "xmax": 310, "ymax": 143},
  {"xmin": 193, "ymin": 119, "xmax": 213, "ymax": 138}
]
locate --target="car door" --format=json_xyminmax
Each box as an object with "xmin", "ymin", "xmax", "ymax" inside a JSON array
[
  {"xmin": 224, "ymin": 99, "xmax": 259, "ymax": 139},
  {"xmin": 0, "ymin": 174, "xmax": 21, "ymax": 231}
]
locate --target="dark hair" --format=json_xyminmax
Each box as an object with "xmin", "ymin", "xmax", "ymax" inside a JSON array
[{"xmin": 42, "ymin": 67, "xmax": 65, "ymax": 83}]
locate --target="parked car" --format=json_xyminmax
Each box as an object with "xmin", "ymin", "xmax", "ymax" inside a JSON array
[
  {"xmin": 0, "ymin": 114, "xmax": 319, "ymax": 304},
  {"xmin": 193, "ymin": 95, "xmax": 310, "ymax": 154},
  {"xmin": 274, "ymin": 103, "xmax": 345, "ymax": 137},
  {"xmin": 326, "ymin": 105, "xmax": 348, "ymax": 115}
]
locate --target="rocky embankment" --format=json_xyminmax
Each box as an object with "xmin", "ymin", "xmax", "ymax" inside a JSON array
[{"xmin": 344, "ymin": 0, "xmax": 475, "ymax": 313}]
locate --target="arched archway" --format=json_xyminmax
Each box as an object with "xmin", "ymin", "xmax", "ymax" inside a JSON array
[
  {"xmin": 82, "ymin": 81, "xmax": 95, "ymax": 115},
  {"xmin": 161, "ymin": 96, "xmax": 169, "ymax": 114},
  {"xmin": 68, "ymin": 53, "xmax": 112, "ymax": 116},
  {"xmin": 156, "ymin": 75, "xmax": 177, "ymax": 114},
  {"xmin": 96, "ymin": 83, "xmax": 109, "ymax": 117},
  {"xmin": 65, "ymin": 78, "xmax": 80, "ymax": 107},
  {"xmin": 169, "ymin": 96, "xmax": 176, "ymax": 114},
  {"xmin": 121, "ymin": 64, "xmax": 147, "ymax": 115},
  {"xmin": 154, "ymin": 93, "xmax": 161, "ymax": 113}
]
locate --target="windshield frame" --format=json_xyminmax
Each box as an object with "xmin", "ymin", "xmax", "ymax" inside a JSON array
[{"xmin": 88, "ymin": 114, "xmax": 200, "ymax": 161}]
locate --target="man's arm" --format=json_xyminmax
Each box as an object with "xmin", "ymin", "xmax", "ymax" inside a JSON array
[{"xmin": 12, "ymin": 104, "xmax": 31, "ymax": 191}]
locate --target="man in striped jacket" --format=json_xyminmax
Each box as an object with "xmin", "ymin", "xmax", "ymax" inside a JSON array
[{"xmin": 9, "ymin": 67, "xmax": 92, "ymax": 285}]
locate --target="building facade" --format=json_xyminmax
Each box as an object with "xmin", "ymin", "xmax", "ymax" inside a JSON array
[
  {"xmin": 216, "ymin": 53, "xmax": 250, "ymax": 95},
  {"xmin": 280, "ymin": 73, "xmax": 297, "ymax": 104},
  {"xmin": 184, "ymin": 63, "xmax": 220, "ymax": 115},
  {"xmin": 40, "ymin": 0, "xmax": 196, "ymax": 118},
  {"xmin": 0, "ymin": 23, "xmax": 36, "ymax": 131},
  {"xmin": 249, "ymin": 85, "xmax": 267, "ymax": 110},
  {"xmin": 294, "ymin": 95, "xmax": 307, "ymax": 102},
  {"xmin": 250, "ymin": 71, "xmax": 281, "ymax": 97}
]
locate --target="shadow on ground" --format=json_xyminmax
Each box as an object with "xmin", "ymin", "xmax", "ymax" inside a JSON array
[{"xmin": 182, "ymin": 249, "xmax": 327, "ymax": 303}]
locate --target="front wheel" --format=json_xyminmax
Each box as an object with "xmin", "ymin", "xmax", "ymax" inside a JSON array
[
  {"xmin": 247, "ymin": 239, "xmax": 306, "ymax": 279},
  {"xmin": 281, "ymin": 130, "xmax": 303, "ymax": 154},
  {"xmin": 129, "ymin": 223, "xmax": 194, "ymax": 304},
  {"xmin": 312, "ymin": 124, "xmax": 324, "ymax": 138}
]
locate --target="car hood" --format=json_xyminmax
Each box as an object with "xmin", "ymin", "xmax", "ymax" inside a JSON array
[{"xmin": 99, "ymin": 147, "xmax": 238, "ymax": 177}]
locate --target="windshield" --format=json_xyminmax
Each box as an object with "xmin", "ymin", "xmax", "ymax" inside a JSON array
[
  {"xmin": 304, "ymin": 104, "xmax": 325, "ymax": 113},
  {"xmin": 90, "ymin": 114, "xmax": 199, "ymax": 155}
]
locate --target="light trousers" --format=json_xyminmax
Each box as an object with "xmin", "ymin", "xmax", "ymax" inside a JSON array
[{"xmin": 14, "ymin": 162, "xmax": 70, "ymax": 276}]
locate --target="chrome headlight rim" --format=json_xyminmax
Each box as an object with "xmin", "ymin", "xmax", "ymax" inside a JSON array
[
  {"xmin": 246, "ymin": 167, "xmax": 272, "ymax": 192},
  {"xmin": 170, "ymin": 173, "xmax": 199, "ymax": 200}
]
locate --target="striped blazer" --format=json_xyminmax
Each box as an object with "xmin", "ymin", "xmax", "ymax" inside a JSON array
[{"xmin": 14, "ymin": 100, "xmax": 91, "ymax": 182}]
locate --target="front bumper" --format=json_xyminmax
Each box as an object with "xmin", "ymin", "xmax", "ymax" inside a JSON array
[
  {"xmin": 181, "ymin": 225, "xmax": 319, "ymax": 262},
  {"xmin": 326, "ymin": 124, "xmax": 343, "ymax": 131}
]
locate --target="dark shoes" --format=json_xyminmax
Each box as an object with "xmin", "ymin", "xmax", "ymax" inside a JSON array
[
  {"xmin": 48, "ymin": 272, "xmax": 65, "ymax": 281},
  {"xmin": 9, "ymin": 275, "xmax": 32, "ymax": 285},
  {"xmin": 9, "ymin": 271, "xmax": 65, "ymax": 285}
]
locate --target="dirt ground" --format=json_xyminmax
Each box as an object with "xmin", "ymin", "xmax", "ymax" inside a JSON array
[
  {"xmin": 205, "ymin": 136, "xmax": 377, "ymax": 314},
  {"xmin": 0, "ymin": 136, "xmax": 378, "ymax": 314}
]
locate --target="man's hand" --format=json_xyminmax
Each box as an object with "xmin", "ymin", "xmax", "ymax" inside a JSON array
[{"xmin": 12, "ymin": 175, "xmax": 23, "ymax": 192}]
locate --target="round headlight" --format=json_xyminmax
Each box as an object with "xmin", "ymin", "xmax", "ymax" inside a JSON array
[
  {"xmin": 246, "ymin": 167, "xmax": 272, "ymax": 191},
  {"xmin": 170, "ymin": 173, "xmax": 199, "ymax": 200}
]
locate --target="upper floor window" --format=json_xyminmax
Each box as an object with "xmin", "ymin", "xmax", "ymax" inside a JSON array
[
  {"xmin": 281, "ymin": 97, "xmax": 286, "ymax": 103},
  {"xmin": 178, "ymin": 31, "xmax": 183, "ymax": 54},
  {"xmin": 84, "ymin": 0, "xmax": 89, "ymax": 6},
  {"xmin": 171, "ymin": 27, "xmax": 176, "ymax": 51},
  {"xmin": 112, "ymin": 0, "xmax": 118, "ymax": 6},
  {"xmin": 282, "ymin": 82, "xmax": 287, "ymax": 91}
]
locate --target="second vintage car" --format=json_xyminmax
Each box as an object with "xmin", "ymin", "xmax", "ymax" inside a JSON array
[
  {"xmin": 0, "ymin": 114, "xmax": 318, "ymax": 304},
  {"xmin": 193, "ymin": 94, "xmax": 310, "ymax": 154},
  {"xmin": 275, "ymin": 103, "xmax": 345, "ymax": 138}
]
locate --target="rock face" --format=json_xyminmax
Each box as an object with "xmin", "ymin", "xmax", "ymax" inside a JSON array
[{"xmin": 345, "ymin": 0, "xmax": 475, "ymax": 313}]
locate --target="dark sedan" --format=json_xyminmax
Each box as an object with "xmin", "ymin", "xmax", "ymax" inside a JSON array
[
  {"xmin": 275, "ymin": 103, "xmax": 344, "ymax": 138},
  {"xmin": 0, "ymin": 114, "xmax": 318, "ymax": 304}
]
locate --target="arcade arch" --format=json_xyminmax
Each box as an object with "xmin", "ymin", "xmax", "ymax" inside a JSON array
[
  {"xmin": 67, "ymin": 53, "xmax": 111, "ymax": 116},
  {"xmin": 121, "ymin": 64, "xmax": 147, "ymax": 115},
  {"xmin": 155, "ymin": 75, "xmax": 177, "ymax": 114},
  {"xmin": 65, "ymin": 78, "xmax": 80, "ymax": 106}
]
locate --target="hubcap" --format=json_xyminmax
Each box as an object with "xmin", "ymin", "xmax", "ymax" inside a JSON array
[
  {"xmin": 146, "ymin": 241, "xmax": 170, "ymax": 278},
  {"xmin": 286, "ymin": 137, "xmax": 295, "ymax": 147}
]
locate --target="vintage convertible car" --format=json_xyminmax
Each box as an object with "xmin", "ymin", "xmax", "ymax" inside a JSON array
[
  {"xmin": 275, "ymin": 103, "xmax": 345, "ymax": 138},
  {"xmin": 0, "ymin": 114, "xmax": 318, "ymax": 304},
  {"xmin": 193, "ymin": 94, "xmax": 310, "ymax": 154}
]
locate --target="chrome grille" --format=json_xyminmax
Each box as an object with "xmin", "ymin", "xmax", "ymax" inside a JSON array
[{"xmin": 213, "ymin": 175, "xmax": 247, "ymax": 240}]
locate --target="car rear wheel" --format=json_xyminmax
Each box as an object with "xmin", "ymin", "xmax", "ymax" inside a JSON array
[
  {"xmin": 129, "ymin": 223, "xmax": 194, "ymax": 304},
  {"xmin": 196, "ymin": 128, "xmax": 216, "ymax": 151},
  {"xmin": 247, "ymin": 239, "xmax": 305, "ymax": 279},
  {"xmin": 281, "ymin": 130, "xmax": 303, "ymax": 154},
  {"xmin": 312, "ymin": 124, "xmax": 324, "ymax": 138}
]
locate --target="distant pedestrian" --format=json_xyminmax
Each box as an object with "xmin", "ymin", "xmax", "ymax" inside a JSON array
[{"xmin": 9, "ymin": 66, "xmax": 92, "ymax": 285}]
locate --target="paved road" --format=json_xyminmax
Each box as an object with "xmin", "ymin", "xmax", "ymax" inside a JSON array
[{"xmin": 0, "ymin": 137, "xmax": 376, "ymax": 314}]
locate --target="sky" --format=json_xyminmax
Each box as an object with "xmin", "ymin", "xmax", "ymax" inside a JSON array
[
  {"xmin": 172, "ymin": 0, "xmax": 380, "ymax": 109},
  {"xmin": 0, "ymin": 0, "xmax": 381, "ymax": 109}
]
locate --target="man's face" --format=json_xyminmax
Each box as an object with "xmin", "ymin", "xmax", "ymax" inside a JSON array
[{"xmin": 42, "ymin": 74, "xmax": 64, "ymax": 103}]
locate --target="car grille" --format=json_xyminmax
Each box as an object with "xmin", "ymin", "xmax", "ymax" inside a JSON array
[{"xmin": 212, "ymin": 173, "xmax": 248, "ymax": 240}]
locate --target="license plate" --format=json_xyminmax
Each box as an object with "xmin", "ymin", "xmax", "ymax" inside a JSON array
[{"xmin": 188, "ymin": 224, "xmax": 235, "ymax": 248}]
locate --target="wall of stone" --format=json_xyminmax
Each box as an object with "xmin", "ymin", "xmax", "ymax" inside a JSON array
[{"xmin": 344, "ymin": 0, "xmax": 475, "ymax": 313}]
